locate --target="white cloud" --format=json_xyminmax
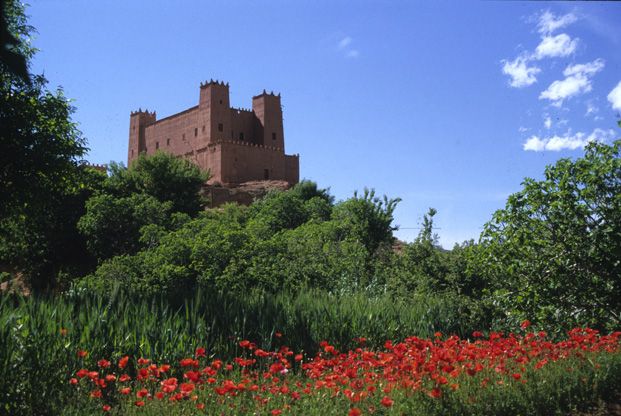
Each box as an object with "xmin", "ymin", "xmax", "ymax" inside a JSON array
[
  {"xmin": 345, "ymin": 50, "xmax": 359, "ymax": 58},
  {"xmin": 338, "ymin": 37, "xmax": 352, "ymax": 50},
  {"xmin": 534, "ymin": 34, "xmax": 577, "ymax": 59},
  {"xmin": 539, "ymin": 59, "xmax": 605, "ymax": 106},
  {"xmin": 607, "ymin": 81, "xmax": 621, "ymax": 112},
  {"xmin": 523, "ymin": 128, "xmax": 615, "ymax": 152},
  {"xmin": 544, "ymin": 116, "xmax": 552, "ymax": 129},
  {"xmin": 563, "ymin": 59, "xmax": 605, "ymax": 77},
  {"xmin": 518, "ymin": 126, "xmax": 529, "ymax": 133},
  {"xmin": 585, "ymin": 101, "xmax": 599, "ymax": 116},
  {"xmin": 502, "ymin": 56, "xmax": 541, "ymax": 88},
  {"xmin": 537, "ymin": 11, "xmax": 577, "ymax": 35}
]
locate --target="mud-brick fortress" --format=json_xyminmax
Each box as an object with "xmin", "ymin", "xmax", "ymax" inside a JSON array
[{"xmin": 128, "ymin": 80, "xmax": 299, "ymax": 186}]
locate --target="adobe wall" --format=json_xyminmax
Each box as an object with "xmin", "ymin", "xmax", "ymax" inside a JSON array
[
  {"xmin": 142, "ymin": 106, "xmax": 203, "ymax": 158},
  {"xmin": 219, "ymin": 141, "xmax": 298, "ymax": 185}
]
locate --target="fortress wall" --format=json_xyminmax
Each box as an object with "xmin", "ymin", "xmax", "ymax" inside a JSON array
[
  {"xmin": 220, "ymin": 141, "xmax": 292, "ymax": 184},
  {"xmin": 285, "ymin": 154, "xmax": 300, "ymax": 185},
  {"xmin": 143, "ymin": 106, "xmax": 202, "ymax": 158},
  {"xmin": 194, "ymin": 143, "xmax": 222, "ymax": 183},
  {"xmin": 229, "ymin": 109, "xmax": 258, "ymax": 144}
]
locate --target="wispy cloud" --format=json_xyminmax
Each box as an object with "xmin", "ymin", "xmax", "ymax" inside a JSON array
[
  {"xmin": 337, "ymin": 36, "xmax": 359, "ymax": 59},
  {"xmin": 539, "ymin": 59, "xmax": 605, "ymax": 106},
  {"xmin": 544, "ymin": 116, "xmax": 552, "ymax": 129},
  {"xmin": 534, "ymin": 33, "xmax": 577, "ymax": 59},
  {"xmin": 537, "ymin": 10, "xmax": 577, "ymax": 35},
  {"xmin": 607, "ymin": 81, "xmax": 621, "ymax": 112},
  {"xmin": 502, "ymin": 11, "xmax": 578, "ymax": 88},
  {"xmin": 523, "ymin": 128, "xmax": 614, "ymax": 152},
  {"xmin": 502, "ymin": 55, "xmax": 540, "ymax": 88},
  {"xmin": 338, "ymin": 36, "xmax": 352, "ymax": 50}
]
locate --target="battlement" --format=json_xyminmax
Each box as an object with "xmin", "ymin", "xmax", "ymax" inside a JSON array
[
  {"xmin": 128, "ymin": 79, "xmax": 299, "ymax": 186},
  {"xmin": 200, "ymin": 79, "xmax": 229, "ymax": 88},
  {"xmin": 252, "ymin": 89, "xmax": 281, "ymax": 99}
]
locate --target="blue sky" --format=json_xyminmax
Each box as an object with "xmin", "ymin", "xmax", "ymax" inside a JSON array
[{"xmin": 27, "ymin": 1, "xmax": 621, "ymax": 248}]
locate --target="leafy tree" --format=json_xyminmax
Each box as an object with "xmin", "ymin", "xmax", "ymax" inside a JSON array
[
  {"xmin": 332, "ymin": 189, "xmax": 401, "ymax": 253},
  {"xmin": 476, "ymin": 140, "xmax": 621, "ymax": 329},
  {"xmin": 0, "ymin": 1, "xmax": 101, "ymax": 290},
  {"xmin": 106, "ymin": 151, "xmax": 208, "ymax": 216},
  {"xmin": 77, "ymin": 193, "xmax": 175, "ymax": 261}
]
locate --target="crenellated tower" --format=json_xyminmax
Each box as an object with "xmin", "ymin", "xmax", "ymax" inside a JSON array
[
  {"xmin": 199, "ymin": 80, "xmax": 231, "ymax": 143},
  {"xmin": 252, "ymin": 90, "xmax": 284, "ymax": 150},
  {"xmin": 128, "ymin": 109, "xmax": 156, "ymax": 165}
]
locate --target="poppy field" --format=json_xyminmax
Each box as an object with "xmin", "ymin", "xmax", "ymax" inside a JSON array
[
  {"xmin": 1, "ymin": 290, "xmax": 620, "ymax": 415},
  {"xmin": 68, "ymin": 326, "xmax": 621, "ymax": 415}
]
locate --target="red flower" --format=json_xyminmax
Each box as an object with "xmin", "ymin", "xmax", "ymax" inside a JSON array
[
  {"xmin": 271, "ymin": 409, "xmax": 282, "ymax": 415},
  {"xmin": 520, "ymin": 320, "xmax": 531, "ymax": 330},
  {"xmin": 97, "ymin": 359, "xmax": 111, "ymax": 369},
  {"xmin": 294, "ymin": 354, "xmax": 303, "ymax": 362},
  {"xmin": 119, "ymin": 387, "xmax": 131, "ymax": 395},
  {"xmin": 69, "ymin": 378, "xmax": 78, "ymax": 385},
  {"xmin": 429, "ymin": 388, "xmax": 442, "ymax": 398},
  {"xmin": 118, "ymin": 356, "xmax": 129, "ymax": 369},
  {"xmin": 195, "ymin": 347, "xmax": 206, "ymax": 358},
  {"xmin": 349, "ymin": 408, "xmax": 362, "ymax": 416},
  {"xmin": 512, "ymin": 373, "xmax": 522, "ymax": 380},
  {"xmin": 275, "ymin": 332, "xmax": 283, "ymax": 338},
  {"xmin": 135, "ymin": 401, "xmax": 145, "ymax": 407},
  {"xmin": 77, "ymin": 350, "xmax": 88, "ymax": 358},
  {"xmin": 380, "ymin": 396, "xmax": 394, "ymax": 407},
  {"xmin": 102, "ymin": 404, "xmax": 111, "ymax": 412},
  {"xmin": 136, "ymin": 388, "xmax": 149, "ymax": 398}
]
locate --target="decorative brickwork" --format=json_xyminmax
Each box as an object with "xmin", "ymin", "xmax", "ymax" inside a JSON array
[{"xmin": 128, "ymin": 80, "xmax": 299, "ymax": 186}]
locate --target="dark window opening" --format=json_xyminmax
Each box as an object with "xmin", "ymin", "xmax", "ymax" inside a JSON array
[
  {"xmin": 239, "ymin": 132, "xmax": 244, "ymax": 141},
  {"xmin": 182, "ymin": 133, "xmax": 185, "ymax": 140},
  {"xmin": 272, "ymin": 132, "xmax": 276, "ymax": 141},
  {"xmin": 167, "ymin": 138, "xmax": 170, "ymax": 146},
  {"xmin": 155, "ymin": 141, "xmax": 159, "ymax": 150},
  {"xmin": 218, "ymin": 123, "xmax": 223, "ymax": 132},
  {"xmin": 194, "ymin": 128, "xmax": 198, "ymax": 137},
  {"xmin": 131, "ymin": 149, "xmax": 134, "ymax": 157},
  {"xmin": 133, "ymin": 125, "xmax": 135, "ymax": 131},
  {"xmin": 219, "ymin": 100, "xmax": 223, "ymax": 104},
  {"xmin": 202, "ymin": 125, "xmax": 205, "ymax": 132},
  {"xmin": 264, "ymin": 169, "xmax": 269, "ymax": 180}
]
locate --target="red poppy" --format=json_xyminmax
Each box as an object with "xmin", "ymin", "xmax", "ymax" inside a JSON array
[{"xmin": 380, "ymin": 396, "xmax": 394, "ymax": 407}]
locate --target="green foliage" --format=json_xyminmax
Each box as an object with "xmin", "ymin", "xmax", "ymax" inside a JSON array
[
  {"xmin": 106, "ymin": 152, "xmax": 208, "ymax": 216},
  {"xmin": 0, "ymin": 288, "xmax": 475, "ymax": 415},
  {"xmin": 476, "ymin": 140, "xmax": 621, "ymax": 330},
  {"xmin": 331, "ymin": 188, "xmax": 401, "ymax": 253},
  {"xmin": 0, "ymin": 1, "xmax": 104, "ymax": 291},
  {"xmin": 77, "ymin": 194, "xmax": 174, "ymax": 261}
]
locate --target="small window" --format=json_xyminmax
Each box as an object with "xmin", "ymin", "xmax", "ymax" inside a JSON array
[
  {"xmin": 264, "ymin": 169, "xmax": 269, "ymax": 180},
  {"xmin": 133, "ymin": 125, "xmax": 135, "ymax": 131},
  {"xmin": 219, "ymin": 100, "xmax": 223, "ymax": 104},
  {"xmin": 167, "ymin": 138, "xmax": 170, "ymax": 146},
  {"xmin": 202, "ymin": 125, "xmax": 205, "ymax": 132},
  {"xmin": 272, "ymin": 132, "xmax": 276, "ymax": 141},
  {"xmin": 194, "ymin": 128, "xmax": 198, "ymax": 137},
  {"xmin": 131, "ymin": 149, "xmax": 134, "ymax": 157},
  {"xmin": 218, "ymin": 123, "xmax": 223, "ymax": 132},
  {"xmin": 182, "ymin": 133, "xmax": 185, "ymax": 139},
  {"xmin": 239, "ymin": 132, "xmax": 244, "ymax": 141},
  {"xmin": 156, "ymin": 141, "xmax": 159, "ymax": 150}
]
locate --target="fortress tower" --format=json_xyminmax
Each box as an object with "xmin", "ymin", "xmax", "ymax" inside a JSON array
[{"xmin": 128, "ymin": 80, "xmax": 299, "ymax": 186}]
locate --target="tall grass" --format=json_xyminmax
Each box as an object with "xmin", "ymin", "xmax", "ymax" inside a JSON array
[{"xmin": 0, "ymin": 288, "xmax": 472, "ymax": 415}]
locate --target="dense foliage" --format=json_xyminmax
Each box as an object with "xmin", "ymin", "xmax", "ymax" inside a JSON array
[{"xmin": 476, "ymin": 140, "xmax": 621, "ymax": 331}]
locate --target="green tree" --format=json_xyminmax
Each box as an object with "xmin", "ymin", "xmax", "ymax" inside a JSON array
[
  {"xmin": 105, "ymin": 152, "xmax": 208, "ymax": 216},
  {"xmin": 0, "ymin": 1, "xmax": 101, "ymax": 290},
  {"xmin": 477, "ymin": 140, "xmax": 621, "ymax": 329},
  {"xmin": 331, "ymin": 189, "xmax": 401, "ymax": 253}
]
